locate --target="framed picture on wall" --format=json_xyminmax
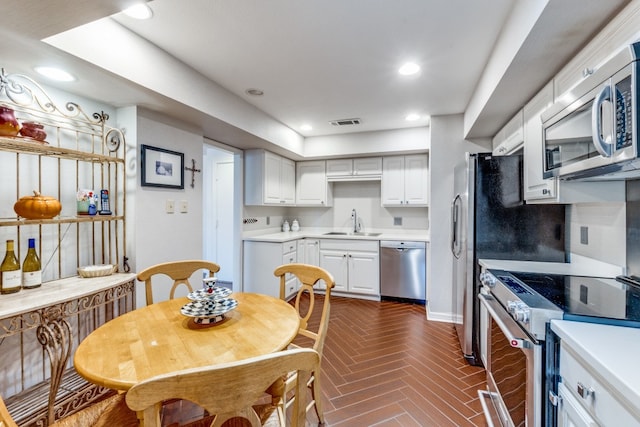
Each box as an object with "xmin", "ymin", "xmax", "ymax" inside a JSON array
[{"xmin": 141, "ymin": 144, "xmax": 185, "ymax": 189}]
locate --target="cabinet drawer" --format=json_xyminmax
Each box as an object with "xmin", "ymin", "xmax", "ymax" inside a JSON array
[
  {"xmin": 560, "ymin": 345, "xmax": 640, "ymax": 426},
  {"xmin": 320, "ymin": 239, "xmax": 378, "ymax": 252},
  {"xmin": 282, "ymin": 241, "xmax": 297, "ymax": 255}
]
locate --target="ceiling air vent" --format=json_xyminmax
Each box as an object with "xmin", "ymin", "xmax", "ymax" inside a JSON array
[{"xmin": 330, "ymin": 118, "xmax": 361, "ymax": 126}]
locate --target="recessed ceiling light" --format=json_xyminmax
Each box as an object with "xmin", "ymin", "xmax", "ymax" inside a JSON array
[
  {"xmin": 122, "ymin": 3, "xmax": 153, "ymax": 19},
  {"xmin": 300, "ymin": 124, "xmax": 312, "ymax": 131},
  {"xmin": 34, "ymin": 66, "xmax": 75, "ymax": 82},
  {"xmin": 405, "ymin": 113, "xmax": 421, "ymax": 121},
  {"xmin": 398, "ymin": 62, "xmax": 420, "ymax": 76},
  {"xmin": 245, "ymin": 88, "xmax": 264, "ymax": 96}
]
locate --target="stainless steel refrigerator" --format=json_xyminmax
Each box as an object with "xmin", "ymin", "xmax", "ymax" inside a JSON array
[{"xmin": 451, "ymin": 152, "xmax": 566, "ymax": 366}]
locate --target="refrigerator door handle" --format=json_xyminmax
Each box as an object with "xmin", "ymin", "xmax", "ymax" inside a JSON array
[{"xmin": 451, "ymin": 194, "xmax": 461, "ymax": 258}]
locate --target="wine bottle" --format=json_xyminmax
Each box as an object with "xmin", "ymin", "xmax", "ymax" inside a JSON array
[
  {"xmin": 22, "ymin": 238, "xmax": 42, "ymax": 289},
  {"xmin": 0, "ymin": 240, "xmax": 21, "ymax": 294}
]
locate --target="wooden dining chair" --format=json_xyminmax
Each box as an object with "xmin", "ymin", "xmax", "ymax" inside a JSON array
[
  {"xmin": 136, "ymin": 260, "xmax": 221, "ymax": 305},
  {"xmin": 0, "ymin": 393, "xmax": 138, "ymax": 427},
  {"xmin": 125, "ymin": 348, "xmax": 320, "ymax": 427},
  {"xmin": 268, "ymin": 263, "xmax": 336, "ymax": 427}
]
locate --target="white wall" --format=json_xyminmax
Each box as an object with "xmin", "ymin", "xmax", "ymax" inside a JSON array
[
  {"xmin": 131, "ymin": 110, "xmax": 206, "ymax": 307},
  {"xmin": 567, "ymin": 203, "xmax": 626, "ymax": 267},
  {"xmin": 303, "ymin": 127, "xmax": 429, "ymax": 159},
  {"xmin": 428, "ymin": 114, "xmax": 488, "ymax": 322},
  {"xmin": 287, "ymin": 181, "xmax": 428, "ymax": 231}
]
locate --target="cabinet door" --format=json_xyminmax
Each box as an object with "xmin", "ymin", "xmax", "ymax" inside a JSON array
[
  {"xmin": 353, "ymin": 157, "xmax": 382, "ymax": 176},
  {"xmin": 304, "ymin": 239, "xmax": 320, "ymax": 266},
  {"xmin": 403, "ymin": 154, "xmax": 428, "ymax": 206},
  {"xmin": 557, "ymin": 383, "xmax": 598, "ymax": 427},
  {"xmin": 326, "ymin": 159, "xmax": 353, "ymax": 176},
  {"xmin": 381, "ymin": 156, "xmax": 405, "ymax": 205},
  {"xmin": 296, "ymin": 161, "xmax": 327, "ymax": 205},
  {"xmin": 319, "ymin": 250, "xmax": 348, "ymax": 293},
  {"xmin": 348, "ymin": 251, "xmax": 379, "ymax": 295},
  {"xmin": 264, "ymin": 151, "xmax": 283, "ymax": 204},
  {"xmin": 492, "ymin": 110, "xmax": 524, "ymax": 156},
  {"xmin": 523, "ymin": 82, "xmax": 557, "ymax": 201},
  {"xmin": 280, "ymin": 157, "xmax": 296, "ymax": 204}
]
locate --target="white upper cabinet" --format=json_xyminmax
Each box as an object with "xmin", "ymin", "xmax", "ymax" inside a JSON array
[
  {"xmin": 245, "ymin": 149, "xmax": 295, "ymax": 206},
  {"xmin": 553, "ymin": 1, "xmax": 640, "ymax": 101},
  {"xmin": 295, "ymin": 160, "xmax": 332, "ymax": 206},
  {"xmin": 326, "ymin": 157, "xmax": 382, "ymax": 181},
  {"xmin": 381, "ymin": 154, "xmax": 429, "ymax": 207},
  {"xmin": 492, "ymin": 109, "xmax": 524, "ymax": 156},
  {"xmin": 523, "ymin": 82, "xmax": 557, "ymax": 201}
]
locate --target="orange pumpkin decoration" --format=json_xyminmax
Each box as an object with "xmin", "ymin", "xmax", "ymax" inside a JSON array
[{"xmin": 14, "ymin": 191, "xmax": 62, "ymax": 219}]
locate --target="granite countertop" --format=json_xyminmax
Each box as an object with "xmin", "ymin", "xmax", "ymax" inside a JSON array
[
  {"xmin": 550, "ymin": 320, "xmax": 640, "ymax": 418},
  {"xmin": 243, "ymin": 227, "xmax": 429, "ymax": 243}
]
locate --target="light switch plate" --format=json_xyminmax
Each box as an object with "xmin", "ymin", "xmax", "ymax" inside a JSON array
[
  {"xmin": 166, "ymin": 199, "xmax": 175, "ymax": 214},
  {"xmin": 179, "ymin": 200, "xmax": 188, "ymax": 213}
]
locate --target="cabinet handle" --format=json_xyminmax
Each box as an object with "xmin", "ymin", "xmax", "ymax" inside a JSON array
[
  {"xmin": 576, "ymin": 382, "xmax": 594, "ymax": 399},
  {"xmin": 542, "ymin": 189, "xmax": 549, "ymax": 195},
  {"xmin": 400, "ymin": 201, "xmax": 404, "ymax": 204},
  {"xmin": 582, "ymin": 67, "xmax": 594, "ymax": 78},
  {"xmin": 280, "ymin": 200, "xmax": 285, "ymax": 203},
  {"xmin": 405, "ymin": 200, "xmax": 409, "ymax": 204}
]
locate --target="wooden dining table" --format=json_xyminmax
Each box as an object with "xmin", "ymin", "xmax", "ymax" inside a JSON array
[{"xmin": 73, "ymin": 292, "xmax": 300, "ymax": 391}]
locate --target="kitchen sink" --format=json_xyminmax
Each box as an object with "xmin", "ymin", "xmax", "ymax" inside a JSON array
[{"xmin": 322, "ymin": 231, "xmax": 382, "ymax": 237}]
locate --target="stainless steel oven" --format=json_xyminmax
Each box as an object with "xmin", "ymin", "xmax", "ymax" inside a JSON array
[
  {"xmin": 478, "ymin": 292, "xmax": 543, "ymax": 427},
  {"xmin": 479, "ymin": 269, "xmax": 640, "ymax": 427},
  {"xmin": 478, "ymin": 270, "xmax": 564, "ymax": 427}
]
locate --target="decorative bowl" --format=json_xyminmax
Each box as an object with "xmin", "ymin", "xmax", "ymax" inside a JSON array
[{"xmin": 78, "ymin": 264, "xmax": 117, "ymax": 278}]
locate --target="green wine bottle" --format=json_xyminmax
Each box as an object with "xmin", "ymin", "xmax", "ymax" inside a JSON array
[
  {"xmin": 1, "ymin": 240, "xmax": 21, "ymax": 294},
  {"xmin": 22, "ymin": 238, "xmax": 42, "ymax": 289}
]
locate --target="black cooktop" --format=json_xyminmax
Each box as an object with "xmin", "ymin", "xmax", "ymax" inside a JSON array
[{"xmin": 508, "ymin": 271, "xmax": 640, "ymax": 327}]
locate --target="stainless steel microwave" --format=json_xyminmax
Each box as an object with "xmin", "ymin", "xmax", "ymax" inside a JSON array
[{"xmin": 541, "ymin": 42, "xmax": 640, "ymax": 180}]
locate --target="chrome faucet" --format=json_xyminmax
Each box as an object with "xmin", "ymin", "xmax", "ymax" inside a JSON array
[{"xmin": 351, "ymin": 208, "xmax": 361, "ymax": 232}]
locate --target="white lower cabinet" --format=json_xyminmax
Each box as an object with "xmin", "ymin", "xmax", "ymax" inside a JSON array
[
  {"xmin": 558, "ymin": 344, "xmax": 640, "ymax": 427},
  {"xmin": 319, "ymin": 239, "xmax": 379, "ymax": 296},
  {"xmin": 243, "ymin": 240, "xmax": 297, "ymax": 298},
  {"xmin": 557, "ymin": 382, "xmax": 597, "ymax": 427}
]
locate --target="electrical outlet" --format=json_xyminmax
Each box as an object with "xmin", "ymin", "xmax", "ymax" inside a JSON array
[
  {"xmin": 179, "ymin": 200, "xmax": 188, "ymax": 213},
  {"xmin": 394, "ymin": 217, "xmax": 403, "ymax": 226},
  {"xmin": 166, "ymin": 199, "xmax": 175, "ymax": 214},
  {"xmin": 580, "ymin": 226, "xmax": 588, "ymax": 244}
]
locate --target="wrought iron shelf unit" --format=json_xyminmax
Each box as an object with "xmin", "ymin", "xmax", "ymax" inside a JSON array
[{"xmin": 0, "ymin": 68, "xmax": 130, "ymax": 426}]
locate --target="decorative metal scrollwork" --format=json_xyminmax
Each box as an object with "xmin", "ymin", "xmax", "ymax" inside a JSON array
[{"xmin": 36, "ymin": 314, "xmax": 72, "ymax": 426}]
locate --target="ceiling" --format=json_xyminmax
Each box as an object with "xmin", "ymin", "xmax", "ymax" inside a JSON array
[{"xmin": 0, "ymin": 0, "xmax": 631, "ymax": 152}]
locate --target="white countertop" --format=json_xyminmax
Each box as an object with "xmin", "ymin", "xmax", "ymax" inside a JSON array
[
  {"xmin": 550, "ymin": 320, "xmax": 640, "ymax": 416},
  {"xmin": 479, "ymin": 255, "xmax": 624, "ymax": 278},
  {"xmin": 243, "ymin": 227, "xmax": 429, "ymax": 243}
]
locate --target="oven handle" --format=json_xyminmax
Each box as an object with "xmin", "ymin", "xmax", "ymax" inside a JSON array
[{"xmin": 479, "ymin": 293, "xmax": 534, "ymax": 349}]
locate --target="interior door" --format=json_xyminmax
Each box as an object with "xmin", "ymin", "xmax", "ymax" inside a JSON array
[{"xmin": 215, "ymin": 161, "xmax": 234, "ymax": 283}]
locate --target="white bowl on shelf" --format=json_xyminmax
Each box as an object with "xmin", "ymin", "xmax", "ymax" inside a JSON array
[{"xmin": 77, "ymin": 264, "xmax": 117, "ymax": 278}]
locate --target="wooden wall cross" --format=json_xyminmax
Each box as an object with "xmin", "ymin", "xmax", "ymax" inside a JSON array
[{"xmin": 185, "ymin": 158, "xmax": 201, "ymax": 188}]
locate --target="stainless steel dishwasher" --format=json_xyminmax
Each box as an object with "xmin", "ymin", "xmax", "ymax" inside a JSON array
[{"xmin": 380, "ymin": 241, "xmax": 426, "ymax": 304}]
